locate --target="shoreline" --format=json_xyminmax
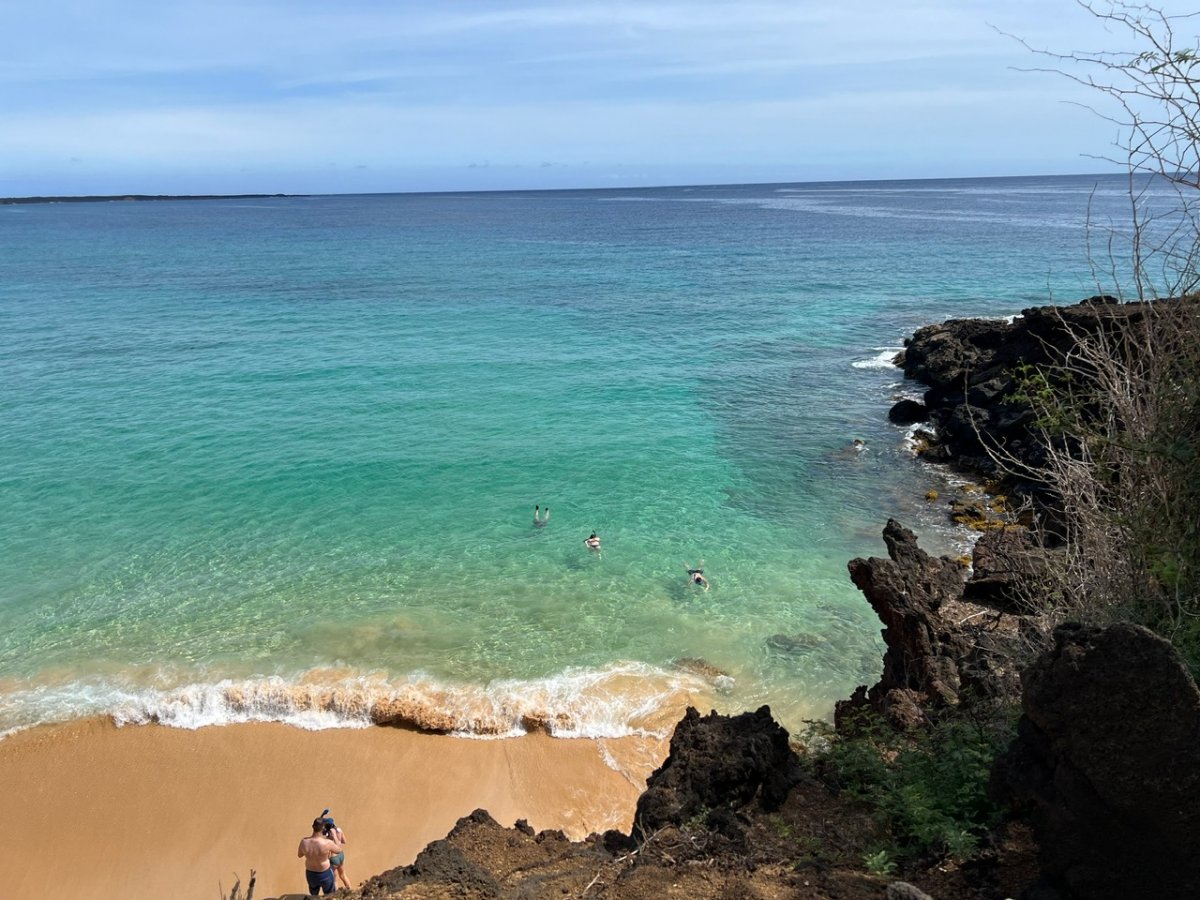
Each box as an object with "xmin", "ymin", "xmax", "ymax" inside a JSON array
[
  {"xmin": 2, "ymin": 715, "xmax": 667, "ymax": 900},
  {"xmin": 0, "ymin": 661, "xmax": 722, "ymax": 740},
  {"xmin": 1, "ymin": 193, "xmax": 296, "ymax": 204}
]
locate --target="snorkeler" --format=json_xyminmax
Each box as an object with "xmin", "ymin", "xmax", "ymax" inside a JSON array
[
  {"xmin": 584, "ymin": 532, "xmax": 601, "ymax": 551},
  {"xmin": 834, "ymin": 438, "xmax": 867, "ymax": 460},
  {"xmin": 534, "ymin": 505, "xmax": 550, "ymax": 527},
  {"xmin": 685, "ymin": 561, "xmax": 709, "ymax": 592}
]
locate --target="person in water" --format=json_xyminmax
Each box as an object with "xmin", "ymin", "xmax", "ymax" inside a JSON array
[
  {"xmin": 685, "ymin": 561, "xmax": 709, "ymax": 592},
  {"xmin": 584, "ymin": 532, "xmax": 601, "ymax": 550},
  {"xmin": 834, "ymin": 438, "xmax": 867, "ymax": 460},
  {"xmin": 534, "ymin": 505, "xmax": 550, "ymax": 527}
]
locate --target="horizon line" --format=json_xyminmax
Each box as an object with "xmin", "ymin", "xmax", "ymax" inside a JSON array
[{"xmin": 1, "ymin": 169, "xmax": 1133, "ymax": 205}]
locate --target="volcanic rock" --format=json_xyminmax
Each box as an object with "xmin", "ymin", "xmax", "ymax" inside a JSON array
[
  {"xmin": 994, "ymin": 623, "xmax": 1200, "ymax": 899},
  {"xmin": 837, "ymin": 520, "xmax": 969, "ymax": 729},
  {"xmin": 632, "ymin": 705, "xmax": 803, "ymax": 842}
]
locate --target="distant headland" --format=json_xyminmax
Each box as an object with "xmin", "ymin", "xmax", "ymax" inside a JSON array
[{"xmin": 1, "ymin": 193, "xmax": 296, "ymax": 205}]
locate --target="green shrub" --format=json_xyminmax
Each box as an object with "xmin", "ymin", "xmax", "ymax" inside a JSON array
[
  {"xmin": 862, "ymin": 848, "xmax": 897, "ymax": 877},
  {"xmin": 805, "ymin": 711, "xmax": 1010, "ymax": 865}
]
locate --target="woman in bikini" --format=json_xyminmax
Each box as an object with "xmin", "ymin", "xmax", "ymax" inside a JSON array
[{"xmin": 322, "ymin": 814, "xmax": 350, "ymax": 891}]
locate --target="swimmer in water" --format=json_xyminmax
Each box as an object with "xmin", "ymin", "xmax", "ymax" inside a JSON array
[
  {"xmin": 584, "ymin": 532, "xmax": 601, "ymax": 551},
  {"xmin": 534, "ymin": 505, "xmax": 550, "ymax": 527},
  {"xmin": 834, "ymin": 438, "xmax": 867, "ymax": 460},
  {"xmin": 685, "ymin": 561, "xmax": 709, "ymax": 592}
]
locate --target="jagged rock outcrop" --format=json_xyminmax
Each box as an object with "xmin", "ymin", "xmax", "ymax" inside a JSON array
[
  {"xmin": 358, "ymin": 808, "xmax": 608, "ymax": 898},
  {"xmin": 994, "ymin": 623, "xmax": 1200, "ymax": 900},
  {"xmin": 897, "ymin": 297, "xmax": 1150, "ymax": 481},
  {"xmin": 632, "ymin": 705, "xmax": 803, "ymax": 843},
  {"xmin": 837, "ymin": 519, "xmax": 970, "ymax": 729}
]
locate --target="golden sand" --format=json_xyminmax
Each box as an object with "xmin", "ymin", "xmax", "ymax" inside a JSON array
[{"xmin": 1, "ymin": 717, "xmax": 668, "ymax": 900}]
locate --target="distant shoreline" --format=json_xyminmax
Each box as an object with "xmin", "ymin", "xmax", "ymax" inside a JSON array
[{"xmin": 1, "ymin": 193, "xmax": 297, "ymax": 205}]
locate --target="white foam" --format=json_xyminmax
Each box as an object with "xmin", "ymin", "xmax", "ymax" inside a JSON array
[
  {"xmin": 109, "ymin": 677, "xmax": 377, "ymax": 731},
  {"xmin": 0, "ymin": 662, "xmax": 711, "ymax": 742},
  {"xmin": 891, "ymin": 386, "xmax": 924, "ymax": 402},
  {"xmin": 901, "ymin": 421, "xmax": 937, "ymax": 454},
  {"xmin": 851, "ymin": 348, "xmax": 902, "ymax": 370}
]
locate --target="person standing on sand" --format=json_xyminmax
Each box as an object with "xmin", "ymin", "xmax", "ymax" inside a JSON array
[
  {"xmin": 298, "ymin": 817, "xmax": 341, "ymax": 896},
  {"xmin": 322, "ymin": 814, "xmax": 350, "ymax": 891}
]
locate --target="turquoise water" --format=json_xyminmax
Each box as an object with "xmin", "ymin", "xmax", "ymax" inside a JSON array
[{"xmin": 0, "ymin": 175, "xmax": 1141, "ymax": 736}]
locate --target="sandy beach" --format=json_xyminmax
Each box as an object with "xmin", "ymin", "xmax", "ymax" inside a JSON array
[{"xmin": 2, "ymin": 717, "xmax": 669, "ymax": 900}]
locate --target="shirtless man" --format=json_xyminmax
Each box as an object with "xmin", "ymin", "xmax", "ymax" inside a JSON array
[{"xmin": 298, "ymin": 818, "xmax": 342, "ymax": 896}]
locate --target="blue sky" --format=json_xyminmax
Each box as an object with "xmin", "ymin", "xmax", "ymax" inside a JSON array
[{"xmin": 0, "ymin": 1, "xmax": 1193, "ymax": 194}]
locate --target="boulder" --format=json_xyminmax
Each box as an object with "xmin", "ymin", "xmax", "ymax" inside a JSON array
[
  {"xmin": 888, "ymin": 398, "xmax": 929, "ymax": 425},
  {"xmin": 994, "ymin": 623, "xmax": 1200, "ymax": 899},
  {"xmin": 887, "ymin": 883, "xmax": 935, "ymax": 900},
  {"xmin": 633, "ymin": 706, "xmax": 803, "ymax": 841}
]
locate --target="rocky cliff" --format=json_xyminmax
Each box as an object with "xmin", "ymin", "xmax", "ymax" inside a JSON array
[{"xmin": 893, "ymin": 297, "xmax": 1151, "ymax": 487}]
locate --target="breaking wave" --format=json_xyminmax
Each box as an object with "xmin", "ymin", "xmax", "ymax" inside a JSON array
[
  {"xmin": 851, "ymin": 348, "xmax": 903, "ymax": 370},
  {"xmin": 0, "ymin": 662, "xmax": 718, "ymax": 741}
]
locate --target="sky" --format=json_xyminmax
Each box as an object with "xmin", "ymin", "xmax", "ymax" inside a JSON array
[{"xmin": 1, "ymin": 0, "xmax": 1196, "ymax": 195}]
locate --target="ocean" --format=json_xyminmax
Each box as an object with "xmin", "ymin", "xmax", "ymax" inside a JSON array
[{"xmin": 0, "ymin": 174, "xmax": 1143, "ymax": 738}]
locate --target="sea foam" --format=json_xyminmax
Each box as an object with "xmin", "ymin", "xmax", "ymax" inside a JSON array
[
  {"xmin": 852, "ymin": 348, "xmax": 903, "ymax": 370},
  {"xmin": 0, "ymin": 663, "xmax": 714, "ymax": 741}
]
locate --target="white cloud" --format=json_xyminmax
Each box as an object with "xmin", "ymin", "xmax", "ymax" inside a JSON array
[{"xmin": 1, "ymin": 0, "xmax": 1194, "ymax": 192}]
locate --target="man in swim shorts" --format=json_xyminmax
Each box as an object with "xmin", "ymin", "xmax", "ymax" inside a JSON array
[
  {"xmin": 298, "ymin": 817, "xmax": 341, "ymax": 895},
  {"xmin": 685, "ymin": 562, "xmax": 709, "ymax": 592}
]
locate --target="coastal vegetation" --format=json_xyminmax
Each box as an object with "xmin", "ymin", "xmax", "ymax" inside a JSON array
[
  {"xmin": 1005, "ymin": 297, "xmax": 1200, "ymax": 675},
  {"xmin": 994, "ymin": 0, "xmax": 1200, "ymax": 675},
  {"xmin": 805, "ymin": 711, "xmax": 1009, "ymax": 865},
  {"xmin": 798, "ymin": 1, "xmax": 1200, "ymax": 889}
]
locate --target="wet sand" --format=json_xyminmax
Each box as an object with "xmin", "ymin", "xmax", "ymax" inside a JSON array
[{"xmin": 2, "ymin": 717, "xmax": 668, "ymax": 900}]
